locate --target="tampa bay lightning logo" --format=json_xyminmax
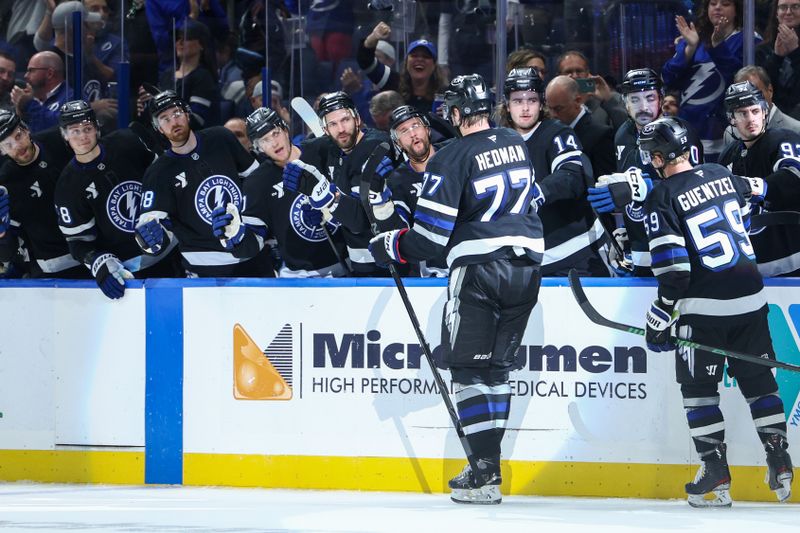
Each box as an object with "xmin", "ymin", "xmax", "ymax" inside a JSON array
[
  {"xmin": 83, "ymin": 79, "xmax": 102, "ymax": 102},
  {"xmin": 625, "ymin": 202, "xmax": 646, "ymax": 223},
  {"xmin": 106, "ymin": 180, "xmax": 142, "ymax": 233},
  {"xmin": 289, "ymin": 196, "xmax": 338, "ymax": 242},
  {"xmin": 195, "ymin": 175, "xmax": 242, "ymax": 224}
]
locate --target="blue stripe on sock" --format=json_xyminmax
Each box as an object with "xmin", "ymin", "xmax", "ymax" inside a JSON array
[
  {"xmin": 750, "ymin": 394, "xmax": 782, "ymax": 411},
  {"xmin": 459, "ymin": 401, "xmax": 510, "ymax": 420},
  {"xmin": 686, "ymin": 405, "xmax": 721, "ymax": 421}
]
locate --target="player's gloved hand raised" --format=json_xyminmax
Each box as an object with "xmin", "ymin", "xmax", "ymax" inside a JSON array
[
  {"xmin": 91, "ymin": 253, "xmax": 134, "ymax": 300},
  {"xmin": 367, "ymin": 156, "xmax": 394, "ymax": 205},
  {"xmin": 135, "ymin": 217, "xmax": 166, "ymax": 255},
  {"xmin": 368, "ymin": 228, "xmax": 408, "ymax": 267},
  {"xmin": 645, "ymin": 297, "xmax": 679, "ymax": 352},
  {"xmin": 300, "ymin": 201, "xmax": 323, "ymax": 227},
  {"xmin": 212, "ymin": 203, "xmax": 245, "ymax": 250},
  {"xmin": 282, "ymin": 160, "xmax": 337, "ymax": 210},
  {"xmin": 740, "ymin": 176, "xmax": 767, "ymax": 204},
  {"xmin": 0, "ymin": 186, "xmax": 10, "ymax": 235},
  {"xmin": 607, "ymin": 228, "xmax": 633, "ymax": 276},
  {"xmin": 588, "ymin": 167, "xmax": 652, "ymax": 212}
]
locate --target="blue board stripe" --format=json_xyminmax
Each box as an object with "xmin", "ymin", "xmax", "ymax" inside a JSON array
[{"xmin": 145, "ymin": 285, "xmax": 183, "ymax": 484}]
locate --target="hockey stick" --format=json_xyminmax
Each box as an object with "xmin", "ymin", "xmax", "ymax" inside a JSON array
[
  {"xmin": 359, "ymin": 141, "xmax": 483, "ymax": 481},
  {"xmin": 290, "ymin": 97, "xmax": 325, "ymax": 138},
  {"xmin": 580, "ymin": 157, "xmax": 628, "ymax": 262},
  {"xmin": 567, "ymin": 269, "xmax": 800, "ymax": 373},
  {"xmin": 320, "ymin": 223, "xmax": 352, "ymax": 275},
  {"xmin": 750, "ymin": 211, "xmax": 800, "ymax": 231}
]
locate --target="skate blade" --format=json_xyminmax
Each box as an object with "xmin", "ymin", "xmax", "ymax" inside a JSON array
[
  {"xmin": 687, "ymin": 488, "xmax": 732, "ymax": 508},
  {"xmin": 450, "ymin": 485, "xmax": 502, "ymax": 505},
  {"xmin": 774, "ymin": 475, "xmax": 792, "ymax": 502}
]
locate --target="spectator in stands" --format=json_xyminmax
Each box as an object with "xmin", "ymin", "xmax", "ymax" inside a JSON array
[
  {"xmin": 369, "ymin": 90, "xmax": 405, "ymax": 131},
  {"xmin": 662, "ymin": 90, "xmax": 681, "ymax": 117},
  {"xmin": 0, "ymin": 52, "xmax": 16, "ymax": 111},
  {"xmin": 505, "ymin": 48, "xmax": 549, "ymax": 81},
  {"xmin": 249, "ymin": 79, "xmax": 290, "ymax": 127},
  {"xmin": 224, "ymin": 117, "xmax": 251, "ymax": 152},
  {"xmin": 374, "ymin": 40, "xmax": 396, "ymax": 69},
  {"xmin": 160, "ymin": 20, "xmax": 219, "ymax": 128},
  {"xmin": 556, "ymin": 50, "xmax": 627, "ymax": 131},
  {"xmin": 306, "ymin": 0, "xmax": 354, "ymax": 78},
  {"xmin": 757, "ymin": 0, "xmax": 800, "ymax": 119},
  {"xmin": 84, "ymin": 0, "xmax": 123, "ymax": 81},
  {"xmin": 11, "ymin": 51, "xmax": 68, "ymax": 132},
  {"xmin": 663, "ymin": 0, "xmax": 759, "ymax": 161},
  {"xmin": 722, "ymin": 65, "xmax": 800, "ymax": 145},
  {"xmin": 357, "ymin": 21, "xmax": 449, "ymax": 114}
]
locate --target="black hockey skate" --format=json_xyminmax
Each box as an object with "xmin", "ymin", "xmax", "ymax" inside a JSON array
[
  {"xmin": 685, "ymin": 444, "xmax": 732, "ymax": 508},
  {"xmin": 765, "ymin": 434, "xmax": 793, "ymax": 502},
  {"xmin": 448, "ymin": 457, "xmax": 501, "ymax": 505}
]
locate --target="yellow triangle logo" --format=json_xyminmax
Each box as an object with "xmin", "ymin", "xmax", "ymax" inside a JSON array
[{"xmin": 233, "ymin": 323, "xmax": 293, "ymax": 400}]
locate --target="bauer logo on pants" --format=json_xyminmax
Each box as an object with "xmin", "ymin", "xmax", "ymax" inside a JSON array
[{"xmin": 233, "ymin": 323, "xmax": 293, "ymax": 400}]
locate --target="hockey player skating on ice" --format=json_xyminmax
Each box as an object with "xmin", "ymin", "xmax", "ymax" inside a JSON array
[
  {"xmin": 640, "ymin": 116, "xmax": 793, "ymax": 507},
  {"xmin": 718, "ymin": 81, "xmax": 800, "ymax": 277},
  {"xmin": 54, "ymin": 100, "xmax": 181, "ymax": 299},
  {"xmin": 498, "ymin": 67, "xmax": 606, "ymax": 276},
  {"xmin": 211, "ymin": 106, "xmax": 348, "ymax": 277},
  {"xmin": 368, "ymin": 74, "xmax": 544, "ymax": 504},
  {"xmin": 135, "ymin": 90, "xmax": 274, "ymax": 277}
]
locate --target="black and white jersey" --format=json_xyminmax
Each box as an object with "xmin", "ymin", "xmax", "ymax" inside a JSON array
[
  {"xmin": 615, "ymin": 119, "xmax": 704, "ymax": 274},
  {"xmin": 139, "ymin": 127, "xmax": 268, "ymax": 276},
  {"xmin": 54, "ymin": 129, "xmax": 163, "ymax": 271},
  {"xmin": 235, "ymin": 150, "xmax": 347, "ymax": 276},
  {"xmin": 0, "ymin": 128, "xmax": 80, "ymax": 277},
  {"xmin": 399, "ymin": 127, "xmax": 544, "ymax": 269},
  {"xmin": 522, "ymin": 119, "xmax": 604, "ymax": 275},
  {"xmin": 718, "ymin": 128, "xmax": 800, "ymax": 276},
  {"xmin": 325, "ymin": 128, "xmax": 394, "ymax": 275},
  {"xmin": 644, "ymin": 163, "xmax": 765, "ymax": 325}
]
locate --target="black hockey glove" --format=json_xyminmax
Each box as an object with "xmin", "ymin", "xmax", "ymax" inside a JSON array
[
  {"xmin": 645, "ymin": 297, "xmax": 678, "ymax": 353},
  {"xmin": 368, "ymin": 228, "xmax": 408, "ymax": 267},
  {"xmin": 91, "ymin": 253, "xmax": 133, "ymax": 300}
]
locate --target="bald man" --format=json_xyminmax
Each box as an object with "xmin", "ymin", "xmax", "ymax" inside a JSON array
[
  {"xmin": 11, "ymin": 51, "xmax": 69, "ymax": 132},
  {"xmin": 547, "ymin": 75, "xmax": 615, "ymax": 177}
]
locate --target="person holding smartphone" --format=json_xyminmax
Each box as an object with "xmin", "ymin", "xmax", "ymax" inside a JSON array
[{"xmin": 556, "ymin": 50, "xmax": 628, "ymax": 130}]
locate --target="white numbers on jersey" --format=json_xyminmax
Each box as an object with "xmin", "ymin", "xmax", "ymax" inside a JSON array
[
  {"xmin": 141, "ymin": 190, "xmax": 155, "ymax": 209},
  {"xmin": 472, "ymin": 167, "xmax": 533, "ymax": 222},
  {"xmin": 780, "ymin": 142, "xmax": 800, "ymax": 158},
  {"xmin": 690, "ymin": 145, "xmax": 701, "ymax": 165},
  {"xmin": 685, "ymin": 199, "xmax": 754, "ymax": 271},
  {"xmin": 58, "ymin": 206, "xmax": 72, "ymax": 224},
  {"xmin": 644, "ymin": 212, "xmax": 660, "ymax": 234},
  {"xmin": 421, "ymin": 172, "xmax": 443, "ymax": 196},
  {"xmin": 553, "ymin": 135, "xmax": 578, "ymax": 153}
]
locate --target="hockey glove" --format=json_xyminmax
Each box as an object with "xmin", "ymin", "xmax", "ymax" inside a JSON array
[
  {"xmin": 588, "ymin": 168, "xmax": 653, "ymax": 212},
  {"xmin": 368, "ymin": 228, "xmax": 408, "ymax": 267},
  {"xmin": 645, "ymin": 297, "xmax": 679, "ymax": 352},
  {"xmin": 91, "ymin": 253, "xmax": 134, "ymax": 300},
  {"xmin": 0, "ymin": 186, "xmax": 9, "ymax": 235},
  {"xmin": 135, "ymin": 217, "xmax": 167, "ymax": 255},
  {"xmin": 212, "ymin": 203, "xmax": 245, "ymax": 250},
  {"xmin": 300, "ymin": 201, "xmax": 324, "ymax": 227},
  {"xmin": 531, "ymin": 183, "xmax": 546, "ymax": 211},
  {"xmin": 282, "ymin": 160, "xmax": 337, "ymax": 210},
  {"xmin": 367, "ymin": 156, "xmax": 395, "ymax": 205},
  {"xmin": 741, "ymin": 176, "xmax": 767, "ymax": 204},
  {"xmin": 607, "ymin": 227, "xmax": 633, "ymax": 276}
]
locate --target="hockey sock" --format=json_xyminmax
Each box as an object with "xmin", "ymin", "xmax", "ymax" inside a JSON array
[
  {"xmin": 489, "ymin": 383, "xmax": 511, "ymax": 446},
  {"xmin": 683, "ymin": 395, "xmax": 725, "ymax": 457},
  {"xmin": 747, "ymin": 393, "xmax": 788, "ymax": 445},
  {"xmin": 454, "ymin": 383, "xmax": 509, "ymax": 460}
]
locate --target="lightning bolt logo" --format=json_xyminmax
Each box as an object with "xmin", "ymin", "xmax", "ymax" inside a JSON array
[{"xmin": 682, "ymin": 63, "xmax": 725, "ymax": 106}]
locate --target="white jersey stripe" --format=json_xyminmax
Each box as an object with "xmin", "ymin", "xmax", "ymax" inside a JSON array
[
  {"xmin": 542, "ymin": 217, "xmax": 604, "ymax": 265},
  {"xmin": 677, "ymin": 289, "xmax": 767, "ymax": 317},
  {"xmin": 416, "ymin": 197, "xmax": 459, "ymax": 217},
  {"xmin": 447, "ymin": 235, "xmax": 544, "ymax": 267}
]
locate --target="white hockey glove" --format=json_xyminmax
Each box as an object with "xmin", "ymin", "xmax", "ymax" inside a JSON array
[
  {"xmin": 645, "ymin": 297, "xmax": 679, "ymax": 353},
  {"xmin": 606, "ymin": 227, "xmax": 633, "ymax": 276},
  {"xmin": 91, "ymin": 253, "xmax": 134, "ymax": 300}
]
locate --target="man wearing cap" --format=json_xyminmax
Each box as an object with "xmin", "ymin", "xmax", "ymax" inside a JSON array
[
  {"xmin": 54, "ymin": 100, "xmax": 180, "ymax": 299},
  {"xmin": 135, "ymin": 90, "xmax": 274, "ymax": 277},
  {"xmin": 0, "ymin": 109, "xmax": 79, "ymax": 278},
  {"xmin": 212, "ymin": 107, "xmax": 348, "ymax": 278},
  {"xmin": 11, "ymin": 51, "xmax": 68, "ymax": 133}
]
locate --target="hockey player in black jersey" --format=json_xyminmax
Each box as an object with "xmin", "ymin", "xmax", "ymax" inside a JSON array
[
  {"xmin": 640, "ymin": 116, "xmax": 792, "ymax": 507},
  {"xmin": 135, "ymin": 90, "xmax": 273, "ymax": 277},
  {"xmin": 210, "ymin": 106, "xmax": 348, "ymax": 277},
  {"xmin": 54, "ymin": 101, "xmax": 181, "ymax": 299},
  {"xmin": 0, "ymin": 110, "xmax": 82, "ymax": 278},
  {"xmin": 498, "ymin": 67, "xmax": 606, "ymax": 276},
  {"xmin": 368, "ymin": 74, "xmax": 544, "ymax": 504},
  {"xmin": 588, "ymin": 68, "xmax": 703, "ymax": 276},
  {"xmin": 282, "ymin": 91, "xmax": 394, "ymax": 276},
  {"xmin": 718, "ymin": 81, "xmax": 800, "ymax": 277}
]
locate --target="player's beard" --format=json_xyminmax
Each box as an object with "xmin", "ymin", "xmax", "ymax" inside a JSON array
[
  {"xmin": 333, "ymin": 126, "xmax": 359, "ymax": 152},
  {"xmin": 634, "ymin": 111, "xmax": 656, "ymax": 127},
  {"xmin": 12, "ymin": 140, "xmax": 35, "ymax": 165},
  {"xmin": 403, "ymin": 137, "xmax": 431, "ymax": 163},
  {"xmin": 167, "ymin": 125, "xmax": 191, "ymax": 146}
]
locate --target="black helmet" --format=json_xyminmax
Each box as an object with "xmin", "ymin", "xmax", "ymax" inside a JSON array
[
  {"xmin": 620, "ymin": 68, "xmax": 663, "ymax": 95},
  {"xmin": 503, "ymin": 67, "xmax": 544, "ymax": 101},
  {"xmin": 0, "ymin": 110, "xmax": 22, "ymax": 142},
  {"xmin": 638, "ymin": 116, "xmax": 691, "ymax": 166},
  {"xmin": 246, "ymin": 107, "xmax": 288, "ymax": 142},
  {"xmin": 58, "ymin": 100, "xmax": 97, "ymax": 130},
  {"xmin": 317, "ymin": 91, "xmax": 356, "ymax": 119},
  {"xmin": 443, "ymin": 74, "xmax": 492, "ymax": 124},
  {"xmin": 724, "ymin": 81, "xmax": 767, "ymax": 120},
  {"xmin": 149, "ymin": 90, "xmax": 190, "ymax": 130},
  {"xmin": 389, "ymin": 105, "xmax": 429, "ymax": 145}
]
